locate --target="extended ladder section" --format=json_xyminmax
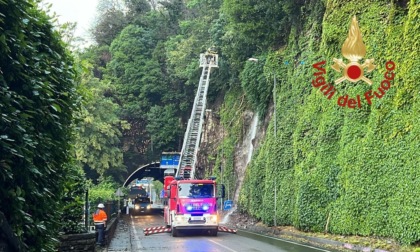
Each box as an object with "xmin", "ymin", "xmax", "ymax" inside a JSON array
[{"xmin": 176, "ymin": 51, "xmax": 218, "ymax": 179}]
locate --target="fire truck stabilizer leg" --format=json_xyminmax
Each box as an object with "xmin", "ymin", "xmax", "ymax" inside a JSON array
[{"xmin": 172, "ymin": 227, "xmax": 179, "ymax": 237}]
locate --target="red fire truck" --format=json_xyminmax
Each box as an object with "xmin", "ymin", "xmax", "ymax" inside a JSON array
[{"xmin": 163, "ymin": 176, "xmax": 224, "ymax": 237}]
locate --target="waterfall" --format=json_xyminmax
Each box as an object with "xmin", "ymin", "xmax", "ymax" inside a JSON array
[
  {"xmin": 225, "ymin": 112, "xmax": 259, "ymax": 225},
  {"xmin": 246, "ymin": 114, "xmax": 258, "ymax": 165}
]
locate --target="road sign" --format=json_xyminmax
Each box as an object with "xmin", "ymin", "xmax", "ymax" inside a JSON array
[
  {"xmin": 115, "ymin": 188, "xmax": 124, "ymax": 197},
  {"xmin": 223, "ymin": 200, "xmax": 233, "ymax": 211},
  {"xmin": 160, "ymin": 152, "xmax": 180, "ymax": 169}
]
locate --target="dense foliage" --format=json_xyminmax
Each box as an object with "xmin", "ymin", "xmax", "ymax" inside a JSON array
[
  {"xmin": 60, "ymin": 163, "xmax": 87, "ymax": 235},
  {"xmin": 88, "ymin": 177, "xmax": 121, "ymax": 204},
  {"xmin": 73, "ymin": 59, "xmax": 129, "ymax": 182},
  {"xmin": 0, "ymin": 0, "xmax": 81, "ymax": 250}
]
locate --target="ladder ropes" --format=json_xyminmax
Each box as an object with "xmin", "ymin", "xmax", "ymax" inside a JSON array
[{"xmin": 176, "ymin": 50, "xmax": 218, "ymax": 179}]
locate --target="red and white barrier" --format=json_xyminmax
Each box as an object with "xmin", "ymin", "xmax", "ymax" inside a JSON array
[
  {"xmin": 143, "ymin": 225, "xmax": 237, "ymax": 236},
  {"xmin": 143, "ymin": 226, "xmax": 171, "ymax": 236},
  {"xmin": 218, "ymin": 226, "xmax": 237, "ymax": 234}
]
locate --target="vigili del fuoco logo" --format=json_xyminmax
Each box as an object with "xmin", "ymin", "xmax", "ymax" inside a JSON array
[{"xmin": 311, "ymin": 16, "xmax": 395, "ymax": 109}]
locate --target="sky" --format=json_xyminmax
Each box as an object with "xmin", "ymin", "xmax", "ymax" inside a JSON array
[{"xmin": 44, "ymin": 0, "xmax": 99, "ymax": 45}]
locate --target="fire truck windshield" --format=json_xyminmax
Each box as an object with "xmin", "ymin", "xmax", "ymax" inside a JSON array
[{"xmin": 178, "ymin": 183, "xmax": 214, "ymax": 198}]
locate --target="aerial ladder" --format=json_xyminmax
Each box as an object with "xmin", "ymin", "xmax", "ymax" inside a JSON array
[
  {"xmin": 145, "ymin": 50, "xmax": 236, "ymax": 236},
  {"xmin": 176, "ymin": 49, "xmax": 218, "ymax": 179}
]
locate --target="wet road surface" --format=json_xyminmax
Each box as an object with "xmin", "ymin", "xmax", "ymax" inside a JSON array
[{"xmin": 107, "ymin": 210, "xmax": 331, "ymax": 252}]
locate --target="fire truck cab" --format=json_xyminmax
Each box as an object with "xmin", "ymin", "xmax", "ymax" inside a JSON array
[{"xmin": 163, "ymin": 176, "xmax": 224, "ymax": 237}]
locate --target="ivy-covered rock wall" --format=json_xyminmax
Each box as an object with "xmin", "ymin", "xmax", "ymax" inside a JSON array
[{"xmin": 237, "ymin": 0, "xmax": 419, "ymax": 244}]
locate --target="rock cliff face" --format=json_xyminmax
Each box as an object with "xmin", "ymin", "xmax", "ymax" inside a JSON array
[
  {"xmin": 196, "ymin": 101, "xmax": 272, "ymax": 204},
  {"xmin": 194, "ymin": 107, "xmax": 223, "ymax": 180}
]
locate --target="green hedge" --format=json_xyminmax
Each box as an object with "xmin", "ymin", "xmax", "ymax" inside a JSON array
[{"xmin": 0, "ymin": 1, "xmax": 80, "ymax": 250}]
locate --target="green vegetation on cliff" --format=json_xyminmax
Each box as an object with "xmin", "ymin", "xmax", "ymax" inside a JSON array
[{"xmin": 238, "ymin": 0, "xmax": 419, "ymax": 244}]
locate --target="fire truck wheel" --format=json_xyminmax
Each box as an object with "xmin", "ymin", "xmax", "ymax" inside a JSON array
[
  {"xmin": 172, "ymin": 227, "xmax": 179, "ymax": 237},
  {"xmin": 210, "ymin": 229, "xmax": 218, "ymax": 236}
]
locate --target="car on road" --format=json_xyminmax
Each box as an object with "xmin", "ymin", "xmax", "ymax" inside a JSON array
[{"xmin": 132, "ymin": 197, "xmax": 152, "ymax": 215}]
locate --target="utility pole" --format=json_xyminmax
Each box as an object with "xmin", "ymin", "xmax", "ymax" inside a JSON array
[
  {"xmin": 274, "ymin": 74, "xmax": 277, "ymax": 139},
  {"xmin": 273, "ymin": 72, "xmax": 277, "ymax": 228},
  {"xmin": 221, "ymin": 133, "xmax": 224, "ymax": 211}
]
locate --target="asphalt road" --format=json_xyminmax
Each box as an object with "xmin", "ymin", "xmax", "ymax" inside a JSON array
[{"xmin": 107, "ymin": 210, "xmax": 331, "ymax": 252}]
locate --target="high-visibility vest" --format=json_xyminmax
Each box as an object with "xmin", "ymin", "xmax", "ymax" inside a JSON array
[{"xmin": 93, "ymin": 209, "xmax": 107, "ymax": 224}]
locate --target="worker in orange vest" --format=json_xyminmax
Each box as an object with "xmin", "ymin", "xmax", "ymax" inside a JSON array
[{"xmin": 93, "ymin": 203, "xmax": 108, "ymax": 246}]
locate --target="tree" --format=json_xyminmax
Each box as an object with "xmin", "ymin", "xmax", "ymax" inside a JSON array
[
  {"xmin": 221, "ymin": 0, "xmax": 299, "ymax": 66},
  {"xmin": 106, "ymin": 25, "xmax": 172, "ymax": 164},
  {"xmin": 92, "ymin": 0, "xmax": 127, "ymax": 45},
  {"xmin": 124, "ymin": 0, "xmax": 151, "ymax": 16},
  {"xmin": 80, "ymin": 45, "xmax": 112, "ymax": 79},
  {"xmin": 74, "ymin": 66, "xmax": 130, "ymax": 182},
  {"xmin": 240, "ymin": 55, "xmax": 271, "ymax": 117},
  {"xmin": 146, "ymin": 105, "xmax": 182, "ymax": 155},
  {"xmin": 0, "ymin": 1, "xmax": 80, "ymax": 250}
]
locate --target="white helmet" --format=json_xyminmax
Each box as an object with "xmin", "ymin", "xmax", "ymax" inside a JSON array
[{"xmin": 97, "ymin": 203, "xmax": 105, "ymax": 208}]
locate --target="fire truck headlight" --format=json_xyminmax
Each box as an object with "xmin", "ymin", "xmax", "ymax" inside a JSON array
[
  {"xmin": 176, "ymin": 216, "xmax": 183, "ymax": 222},
  {"xmin": 210, "ymin": 215, "xmax": 217, "ymax": 222},
  {"xmin": 186, "ymin": 205, "xmax": 193, "ymax": 211},
  {"xmin": 134, "ymin": 205, "xmax": 140, "ymax": 210},
  {"xmin": 147, "ymin": 205, "xmax": 151, "ymax": 209},
  {"xmin": 202, "ymin": 204, "xmax": 209, "ymax": 211}
]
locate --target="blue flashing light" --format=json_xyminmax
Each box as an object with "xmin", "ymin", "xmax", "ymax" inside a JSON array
[
  {"xmin": 202, "ymin": 204, "xmax": 209, "ymax": 211},
  {"xmin": 186, "ymin": 205, "xmax": 193, "ymax": 211}
]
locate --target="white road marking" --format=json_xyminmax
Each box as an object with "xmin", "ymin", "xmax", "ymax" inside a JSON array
[
  {"xmin": 239, "ymin": 230, "xmax": 332, "ymax": 252},
  {"xmin": 208, "ymin": 239, "xmax": 238, "ymax": 252},
  {"xmin": 130, "ymin": 215, "xmax": 143, "ymax": 251},
  {"xmin": 278, "ymin": 239, "xmax": 331, "ymax": 252},
  {"xmin": 280, "ymin": 239, "xmax": 331, "ymax": 252}
]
